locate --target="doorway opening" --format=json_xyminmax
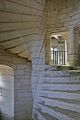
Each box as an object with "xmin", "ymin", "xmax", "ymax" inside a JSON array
[
  {"xmin": 50, "ymin": 33, "xmax": 67, "ymax": 66},
  {"xmin": 0, "ymin": 65, "xmax": 14, "ymax": 119}
]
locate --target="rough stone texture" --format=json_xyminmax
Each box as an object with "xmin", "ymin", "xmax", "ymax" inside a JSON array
[
  {"xmin": 33, "ymin": 69, "xmax": 80, "ymax": 120},
  {"xmin": 0, "ymin": 0, "xmax": 45, "ymax": 60},
  {"xmin": 0, "ymin": 47, "xmax": 32, "ymax": 120},
  {"xmin": 14, "ymin": 63, "xmax": 32, "ymax": 120},
  {"xmin": 0, "ymin": 0, "xmax": 80, "ymax": 120},
  {"xmin": 44, "ymin": 0, "xmax": 80, "ymax": 65},
  {"xmin": 0, "ymin": 65, "xmax": 14, "ymax": 119}
]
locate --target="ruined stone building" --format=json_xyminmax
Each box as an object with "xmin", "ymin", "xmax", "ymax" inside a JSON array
[{"xmin": 0, "ymin": 0, "xmax": 80, "ymax": 120}]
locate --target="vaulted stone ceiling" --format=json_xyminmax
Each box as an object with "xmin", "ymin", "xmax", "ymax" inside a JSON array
[
  {"xmin": 0, "ymin": 0, "xmax": 45, "ymax": 60},
  {"xmin": 45, "ymin": 0, "xmax": 80, "ymax": 33},
  {"xmin": 0, "ymin": 0, "xmax": 80, "ymax": 61}
]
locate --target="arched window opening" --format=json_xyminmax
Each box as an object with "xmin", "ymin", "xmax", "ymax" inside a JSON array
[
  {"xmin": 0, "ymin": 65, "xmax": 14, "ymax": 119},
  {"xmin": 50, "ymin": 33, "xmax": 68, "ymax": 66}
]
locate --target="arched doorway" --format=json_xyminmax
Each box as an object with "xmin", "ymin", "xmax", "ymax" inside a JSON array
[{"xmin": 0, "ymin": 65, "xmax": 14, "ymax": 119}]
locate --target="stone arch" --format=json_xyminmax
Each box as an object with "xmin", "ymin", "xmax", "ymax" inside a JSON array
[
  {"xmin": 0, "ymin": 62, "xmax": 16, "ymax": 70},
  {"xmin": 0, "ymin": 47, "xmax": 32, "ymax": 120},
  {"xmin": 45, "ymin": 31, "xmax": 68, "ymax": 65},
  {"xmin": 0, "ymin": 64, "xmax": 14, "ymax": 120}
]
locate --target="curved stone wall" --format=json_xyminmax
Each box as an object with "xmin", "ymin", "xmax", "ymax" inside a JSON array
[{"xmin": 0, "ymin": 47, "xmax": 32, "ymax": 120}]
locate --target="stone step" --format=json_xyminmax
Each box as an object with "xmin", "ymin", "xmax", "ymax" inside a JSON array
[
  {"xmin": 36, "ymin": 108, "xmax": 58, "ymax": 120},
  {"xmin": 38, "ymin": 91, "xmax": 80, "ymax": 100},
  {"xmin": 37, "ymin": 97, "xmax": 80, "ymax": 113},
  {"xmin": 37, "ymin": 103, "xmax": 80, "ymax": 120},
  {"xmin": 44, "ymin": 70, "xmax": 80, "ymax": 77},
  {"xmin": 39, "ymin": 83, "xmax": 80, "ymax": 91},
  {"xmin": 35, "ymin": 103, "xmax": 75, "ymax": 120}
]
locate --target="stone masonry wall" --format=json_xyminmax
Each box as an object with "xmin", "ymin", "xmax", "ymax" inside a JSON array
[
  {"xmin": 0, "ymin": 65, "xmax": 14, "ymax": 120},
  {"xmin": 0, "ymin": 46, "xmax": 32, "ymax": 120},
  {"xmin": 33, "ymin": 69, "xmax": 80, "ymax": 120}
]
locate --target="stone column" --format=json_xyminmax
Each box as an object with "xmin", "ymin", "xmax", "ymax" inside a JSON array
[
  {"xmin": 67, "ymin": 27, "xmax": 76, "ymax": 65},
  {"xmin": 45, "ymin": 33, "xmax": 51, "ymax": 64},
  {"xmin": 31, "ymin": 38, "xmax": 45, "ymax": 98},
  {"xmin": 31, "ymin": 39, "xmax": 45, "ymax": 67},
  {"xmin": 74, "ymin": 27, "xmax": 80, "ymax": 65}
]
